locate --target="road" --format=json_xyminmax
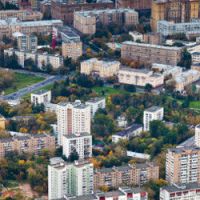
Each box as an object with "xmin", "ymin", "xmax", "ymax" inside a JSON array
[{"xmin": 0, "ymin": 75, "xmax": 66, "ymax": 101}]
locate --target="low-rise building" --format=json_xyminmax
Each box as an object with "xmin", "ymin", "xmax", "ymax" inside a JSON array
[
  {"xmin": 129, "ymin": 31, "xmax": 143, "ymax": 42},
  {"xmin": 192, "ymin": 52, "xmax": 200, "ymax": 64},
  {"xmin": 81, "ymin": 58, "xmax": 120, "ymax": 78},
  {"xmin": 143, "ymin": 32, "xmax": 162, "ymax": 45},
  {"xmin": 31, "ymin": 90, "xmax": 51, "ymax": 105},
  {"xmin": 173, "ymin": 69, "xmax": 200, "ymax": 91},
  {"xmin": 85, "ymin": 97, "xmax": 106, "ymax": 117},
  {"xmin": 160, "ymin": 183, "xmax": 200, "ymax": 200},
  {"xmin": 121, "ymin": 41, "xmax": 182, "ymax": 66},
  {"xmin": 94, "ymin": 162, "xmax": 159, "ymax": 190},
  {"xmin": 74, "ymin": 8, "xmax": 138, "ymax": 35},
  {"xmin": 62, "ymin": 133, "xmax": 92, "ymax": 159},
  {"xmin": 112, "ymin": 123, "xmax": 143, "ymax": 143},
  {"xmin": 4, "ymin": 48, "xmax": 63, "ymax": 69},
  {"xmin": 0, "ymin": 133, "xmax": 55, "ymax": 158},
  {"xmin": 143, "ymin": 106, "xmax": 164, "ymax": 131},
  {"xmin": 118, "ymin": 67, "xmax": 164, "ymax": 88}
]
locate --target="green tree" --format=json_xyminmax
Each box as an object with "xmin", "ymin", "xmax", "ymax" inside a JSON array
[{"xmin": 178, "ymin": 49, "xmax": 192, "ymax": 69}]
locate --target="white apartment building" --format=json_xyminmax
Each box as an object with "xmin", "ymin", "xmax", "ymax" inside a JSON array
[
  {"xmin": 118, "ymin": 67, "xmax": 164, "ymax": 88},
  {"xmin": 192, "ymin": 52, "xmax": 200, "ymax": 64},
  {"xmin": 173, "ymin": 69, "xmax": 200, "ymax": 91},
  {"xmin": 166, "ymin": 147, "xmax": 200, "ymax": 185},
  {"xmin": 129, "ymin": 31, "xmax": 143, "ymax": 42},
  {"xmin": 48, "ymin": 158, "xmax": 94, "ymax": 200},
  {"xmin": 56, "ymin": 100, "xmax": 91, "ymax": 145},
  {"xmin": 157, "ymin": 20, "xmax": 200, "ymax": 37},
  {"xmin": 85, "ymin": 97, "xmax": 106, "ymax": 117},
  {"xmin": 81, "ymin": 58, "xmax": 120, "ymax": 78},
  {"xmin": 63, "ymin": 133, "xmax": 92, "ymax": 159},
  {"xmin": 4, "ymin": 48, "xmax": 63, "ymax": 69},
  {"xmin": 143, "ymin": 106, "xmax": 164, "ymax": 131},
  {"xmin": 31, "ymin": 90, "xmax": 51, "ymax": 105},
  {"xmin": 160, "ymin": 183, "xmax": 200, "ymax": 200},
  {"xmin": 195, "ymin": 124, "xmax": 200, "ymax": 147}
]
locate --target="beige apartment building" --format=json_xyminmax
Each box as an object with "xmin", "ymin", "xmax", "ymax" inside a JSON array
[
  {"xmin": 62, "ymin": 41, "xmax": 82, "ymax": 60},
  {"xmin": 0, "ymin": 134, "xmax": 55, "ymax": 158},
  {"xmin": 166, "ymin": 147, "xmax": 200, "ymax": 185},
  {"xmin": 81, "ymin": 58, "xmax": 120, "ymax": 78},
  {"xmin": 0, "ymin": 10, "xmax": 42, "ymax": 21},
  {"xmin": 74, "ymin": 8, "xmax": 138, "ymax": 35},
  {"xmin": 118, "ymin": 67, "xmax": 164, "ymax": 88},
  {"xmin": 121, "ymin": 41, "xmax": 182, "ymax": 66},
  {"xmin": 94, "ymin": 162, "xmax": 159, "ymax": 190}
]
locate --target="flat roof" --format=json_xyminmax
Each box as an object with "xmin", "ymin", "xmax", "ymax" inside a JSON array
[{"xmin": 145, "ymin": 106, "xmax": 163, "ymax": 112}]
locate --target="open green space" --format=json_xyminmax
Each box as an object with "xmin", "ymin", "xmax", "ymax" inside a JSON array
[
  {"xmin": 93, "ymin": 86, "xmax": 129, "ymax": 96},
  {"xmin": 4, "ymin": 73, "xmax": 45, "ymax": 95},
  {"xmin": 189, "ymin": 101, "xmax": 200, "ymax": 110}
]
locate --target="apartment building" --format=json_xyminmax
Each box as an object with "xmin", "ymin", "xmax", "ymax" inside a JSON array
[
  {"xmin": 121, "ymin": 42, "xmax": 182, "ymax": 66},
  {"xmin": 118, "ymin": 67, "xmax": 164, "ymax": 88},
  {"xmin": 81, "ymin": 58, "xmax": 120, "ymax": 78},
  {"xmin": 17, "ymin": 35, "xmax": 38, "ymax": 51},
  {"xmin": 160, "ymin": 183, "xmax": 200, "ymax": 200},
  {"xmin": 0, "ymin": 20, "xmax": 10, "ymax": 38},
  {"xmin": 51, "ymin": 0, "xmax": 114, "ymax": 25},
  {"xmin": 151, "ymin": 0, "xmax": 200, "ymax": 31},
  {"xmin": 0, "ymin": 115, "xmax": 6, "ymax": 130},
  {"xmin": 85, "ymin": 97, "xmax": 106, "ymax": 117},
  {"xmin": 166, "ymin": 146, "xmax": 200, "ymax": 185},
  {"xmin": 62, "ymin": 133, "xmax": 92, "ymax": 159},
  {"xmin": 56, "ymin": 100, "xmax": 91, "ymax": 145},
  {"xmin": 31, "ymin": 90, "xmax": 51, "ymax": 105},
  {"xmin": 158, "ymin": 20, "xmax": 200, "ymax": 37},
  {"xmin": 48, "ymin": 158, "xmax": 93, "ymax": 200},
  {"xmin": 195, "ymin": 125, "xmax": 200, "ymax": 148},
  {"xmin": 4, "ymin": 48, "xmax": 63, "ymax": 69},
  {"xmin": 94, "ymin": 162, "xmax": 159, "ymax": 190},
  {"xmin": 143, "ymin": 106, "xmax": 164, "ymax": 131},
  {"xmin": 0, "ymin": 10, "xmax": 42, "ymax": 21},
  {"xmin": 129, "ymin": 31, "xmax": 143, "ymax": 42},
  {"xmin": 0, "ymin": 134, "xmax": 55, "ymax": 158},
  {"xmin": 74, "ymin": 8, "xmax": 138, "ymax": 35},
  {"xmin": 67, "ymin": 187, "xmax": 148, "ymax": 200},
  {"xmin": 173, "ymin": 69, "xmax": 200, "ymax": 92},
  {"xmin": 143, "ymin": 32, "xmax": 162, "ymax": 45}
]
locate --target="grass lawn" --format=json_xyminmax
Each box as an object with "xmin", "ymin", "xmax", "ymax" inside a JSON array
[
  {"xmin": 4, "ymin": 73, "xmax": 45, "ymax": 95},
  {"xmin": 93, "ymin": 86, "xmax": 129, "ymax": 96},
  {"xmin": 189, "ymin": 101, "xmax": 200, "ymax": 110}
]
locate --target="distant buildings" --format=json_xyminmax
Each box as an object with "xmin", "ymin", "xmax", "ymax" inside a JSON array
[
  {"xmin": 112, "ymin": 123, "xmax": 143, "ymax": 143},
  {"xmin": 85, "ymin": 97, "xmax": 106, "ymax": 117},
  {"xmin": 17, "ymin": 34, "xmax": 38, "ymax": 51},
  {"xmin": 129, "ymin": 31, "xmax": 143, "ymax": 42},
  {"xmin": 31, "ymin": 90, "xmax": 51, "ymax": 105},
  {"xmin": 56, "ymin": 100, "xmax": 91, "ymax": 145},
  {"xmin": 63, "ymin": 133, "xmax": 92, "ymax": 159},
  {"xmin": 4, "ymin": 48, "xmax": 63, "ymax": 69},
  {"xmin": 195, "ymin": 125, "xmax": 200, "ymax": 148},
  {"xmin": 0, "ymin": 133, "xmax": 55, "ymax": 158},
  {"xmin": 121, "ymin": 42, "xmax": 182, "ymax": 66},
  {"xmin": 74, "ymin": 8, "xmax": 138, "ymax": 35},
  {"xmin": 160, "ymin": 183, "xmax": 200, "ymax": 200},
  {"xmin": 143, "ymin": 106, "xmax": 164, "ymax": 131},
  {"xmin": 118, "ymin": 67, "xmax": 164, "ymax": 88},
  {"xmin": 48, "ymin": 158, "xmax": 94, "ymax": 200},
  {"xmin": 0, "ymin": 115, "xmax": 6, "ymax": 130},
  {"xmin": 94, "ymin": 162, "xmax": 159, "ymax": 190},
  {"xmin": 81, "ymin": 58, "xmax": 120, "ymax": 78}
]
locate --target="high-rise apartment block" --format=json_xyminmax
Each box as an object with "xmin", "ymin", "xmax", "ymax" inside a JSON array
[
  {"xmin": 0, "ymin": 134, "xmax": 55, "ymax": 158},
  {"xmin": 166, "ymin": 147, "xmax": 200, "ymax": 185},
  {"xmin": 94, "ymin": 162, "xmax": 159, "ymax": 190},
  {"xmin": 63, "ymin": 133, "xmax": 92, "ymax": 159},
  {"xmin": 56, "ymin": 100, "xmax": 91, "ymax": 145},
  {"xmin": 17, "ymin": 35, "xmax": 38, "ymax": 51},
  {"xmin": 151, "ymin": 0, "xmax": 200, "ymax": 31},
  {"xmin": 121, "ymin": 42, "xmax": 182, "ymax": 66},
  {"xmin": 143, "ymin": 106, "xmax": 164, "ymax": 131},
  {"xmin": 48, "ymin": 158, "xmax": 93, "ymax": 200},
  {"xmin": 74, "ymin": 8, "xmax": 138, "ymax": 35},
  {"xmin": 160, "ymin": 183, "xmax": 200, "ymax": 200},
  {"xmin": 81, "ymin": 58, "xmax": 120, "ymax": 78}
]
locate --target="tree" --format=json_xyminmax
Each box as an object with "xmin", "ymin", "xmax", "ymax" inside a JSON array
[
  {"xmin": 149, "ymin": 120, "xmax": 168, "ymax": 138},
  {"xmin": 68, "ymin": 150, "xmax": 79, "ymax": 162},
  {"xmin": 124, "ymin": 84, "xmax": 136, "ymax": 92},
  {"xmin": 144, "ymin": 83, "xmax": 153, "ymax": 92},
  {"xmin": 178, "ymin": 49, "xmax": 192, "ymax": 69}
]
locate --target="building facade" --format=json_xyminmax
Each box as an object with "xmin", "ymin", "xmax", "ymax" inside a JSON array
[
  {"xmin": 17, "ymin": 35, "xmax": 38, "ymax": 51},
  {"xmin": 62, "ymin": 133, "xmax": 92, "ymax": 159},
  {"xmin": 143, "ymin": 106, "xmax": 164, "ymax": 131},
  {"xmin": 121, "ymin": 42, "xmax": 182, "ymax": 66},
  {"xmin": 48, "ymin": 158, "xmax": 94, "ymax": 200},
  {"xmin": 31, "ymin": 90, "xmax": 51, "ymax": 105},
  {"xmin": 81, "ymin": 58, "xmax": 120, "ymax": 78}
]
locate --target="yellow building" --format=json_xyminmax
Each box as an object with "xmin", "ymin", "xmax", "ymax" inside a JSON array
[
  {"xmin": 151, "ymin": 0, "xmax": 200, "ymax": 31},
  {"xmin": 0, "ymin": 115, "xmax": 6, "ymax": 130}
]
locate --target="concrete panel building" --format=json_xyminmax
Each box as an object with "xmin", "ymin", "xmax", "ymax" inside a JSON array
[{"xmin": 31, "ymin": 90, "xmax": 51, "ymax": 105}]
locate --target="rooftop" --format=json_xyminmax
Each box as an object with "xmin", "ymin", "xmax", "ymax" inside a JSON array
[
  {"xmin": 32, "ymin": 89, "xmax": 50, "ymax": 95},
  {"xmin": 145, "ymin": 106, "xmax": 163, "ymax": 112}
]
